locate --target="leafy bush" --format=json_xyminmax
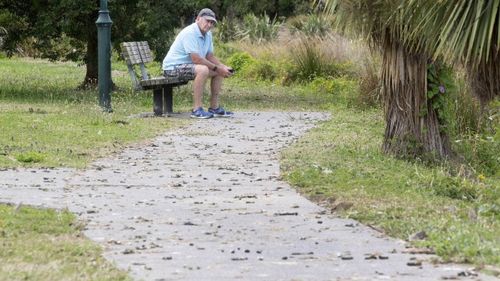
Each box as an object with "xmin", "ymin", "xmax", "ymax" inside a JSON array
[
  {"xmin": 0, "ymin": 10, "xmax": 28, "ymax": 54},
  {"xmin": 308, "ymin": 76, "xmax": 336, "ymax": 95},
  {"xmin": 455, "ymin": 133, "xmax": 500, "ymax": 177},
  {"xmin": 226, "ymin": 51, "xmax": 281, "ymax": 82},
  {"xmin": 226, "ymin": 52, "xmax": 256, "ymax": 72},
  {"xmin": 244, "ymin": 59, "xmax": 280, "ymax": 81},
  {"xmin": 214, "ymin": 42, "xmax": 239, "ymax": 62},
  {"xmin": 42, "ymin": 33, "xmax": 84, "ymax": 62}
]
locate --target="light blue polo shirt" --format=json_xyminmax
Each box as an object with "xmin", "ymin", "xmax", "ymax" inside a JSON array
[{"xmin": 162, "ymin": 22, "xmax": 214, "ymax": 70}]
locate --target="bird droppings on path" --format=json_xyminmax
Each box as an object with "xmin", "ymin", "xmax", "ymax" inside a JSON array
[{"xmin": 1, "ymin": 112, "xmax": 494, "ymax": 281}]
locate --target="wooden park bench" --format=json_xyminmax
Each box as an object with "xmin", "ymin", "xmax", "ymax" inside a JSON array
[{"xmin": 120, "ymin": 41, "xmax": 193, "ymax": 116}]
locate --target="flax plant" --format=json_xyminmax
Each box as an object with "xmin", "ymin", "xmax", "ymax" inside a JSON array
[
  {"xmin": 320, "ymin": 0, "xmax": 452, "ymax": 159},
  {"xmin": 405, "ymin": 0, "xmax": 500, "ymax": 107}
]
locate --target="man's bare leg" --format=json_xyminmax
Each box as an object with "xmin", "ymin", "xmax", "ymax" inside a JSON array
[
  {"xmin": 193, "ymin": 65, "xmax": 210, "ymax": 110},
  {"xmin": 210, "ymin": 74, "xmax": 224, "ymax": 109}
]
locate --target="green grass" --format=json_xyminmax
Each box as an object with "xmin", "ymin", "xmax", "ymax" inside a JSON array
[
  {"xmin": 0, "ymin": 57, "xmax": 191, "ymax": 168},
  {"xmin": 0, "ymin": 57, "xmax": 340, "ymax": 168},
  {"xmin": 280, "ymin": 107, "xmax": 500, "ymax": 266},
  {"xmin": 0, "ymin": 204, "xmax": 130, "ymax": 280}
]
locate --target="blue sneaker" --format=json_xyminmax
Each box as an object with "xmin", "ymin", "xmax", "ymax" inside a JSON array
[
  {"xmin": 190, "ymin": 107, "xmax": 213, "ymax": 119},
  {"xmin": 208, "ymin": 107, "xmax": 234, "ymax": 117}
]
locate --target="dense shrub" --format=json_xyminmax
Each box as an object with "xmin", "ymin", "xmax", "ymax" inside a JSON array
[
  {"xmin": 214, "ymin": 42, "xmax": 238, "ymax": 62},
  {"xmin": 226, "ymin": 51, "xmax": 255, "ymax": 72}
]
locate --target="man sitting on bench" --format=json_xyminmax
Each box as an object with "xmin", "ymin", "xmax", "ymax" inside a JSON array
[{"xmin": 162, "ymin": 8, "xmax": 234, "ymax": 119}]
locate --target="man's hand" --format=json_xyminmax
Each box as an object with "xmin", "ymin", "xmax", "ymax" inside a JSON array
[
  {"xmin": 215, "ymin": 65, "xmax": 234, "ymax": 78},
  {"xmin": 223, "ymin": 65, "xmax": 234, "ymax": 78}
]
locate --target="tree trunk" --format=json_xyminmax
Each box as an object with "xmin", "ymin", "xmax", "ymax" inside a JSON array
[
  {"xmin": 81, "ymin": 30, "xmax": 99, "ymax": 89},
  {"xmin": 381, "ymin": 33, "xmax": 451, "ymax": 159},
  {"xmin": 81, "ymin": 28, "xmax": 116, "ymax": 91}
]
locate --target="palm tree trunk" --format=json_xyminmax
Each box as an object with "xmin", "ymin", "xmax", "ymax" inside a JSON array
[{"xmin": 381, "ymin": 33, "xmax": 451, "ymax": 159}]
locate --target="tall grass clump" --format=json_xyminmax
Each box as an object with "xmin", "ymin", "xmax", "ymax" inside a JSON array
[
  {"xmin": 291, "ymin": 38, "xmax": 325, "ymax": 81},
  {"xmin": 357, "ymin": 55, "xmax": 381, "ymax": 108},
  {"xmin": 288, "ymin": 36, "xmax": 356, "ymax": 83},
  {"xmin": 445, "ymin": 70, "xmax": 485, "ymax": 137},
  {"xmin": 452, "ymin": 102, "xmax": 499, "ymax": 178}
]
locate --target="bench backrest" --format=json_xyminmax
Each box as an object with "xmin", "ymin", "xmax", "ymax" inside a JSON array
[
  {"xmin": 120, "ymin": 41, "xmax": 192, "ymax": 91},
  {"xmin": 120, "ymin": 41, "xmax": 156, "ymax": 90},
  {"xmin": 121, "ymin": 41, "xmax": 154, "ymax": 65}
]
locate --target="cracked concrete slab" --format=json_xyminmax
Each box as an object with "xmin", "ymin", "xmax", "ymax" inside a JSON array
[{"xmin": 0, "ymin": 112, "xmax": 495, "ymax": 281}]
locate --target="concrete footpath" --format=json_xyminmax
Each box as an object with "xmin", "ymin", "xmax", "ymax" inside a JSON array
[{"xmin": 0, "ymin": 112, "xmax": 495, "ymax": 281}]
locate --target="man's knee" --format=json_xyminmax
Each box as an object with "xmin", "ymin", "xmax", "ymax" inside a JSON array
[{"xmin": 195, "ymin": 65, "xmax": 210, "ymax": 78}]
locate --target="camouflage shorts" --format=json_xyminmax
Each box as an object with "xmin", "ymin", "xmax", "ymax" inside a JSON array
[{"xmin": 163, "ymin": 64, "xmax": 195, "ymax": 80}]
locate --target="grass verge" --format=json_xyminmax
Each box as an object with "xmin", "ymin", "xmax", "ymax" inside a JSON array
[
  {"xmin": 0, "ymin": 57, "xmax": 190, "ymax": 168},
  {"xmin": 0, "ymin": 58, "xmax": 338, "ymax": 168},
  {"xmin": 280, "ymin": 106, "xmax": 499, "ymax": 267},
  {"xmin": 0, "ymin": 204, "xmax": 130, "ymax": 280}
]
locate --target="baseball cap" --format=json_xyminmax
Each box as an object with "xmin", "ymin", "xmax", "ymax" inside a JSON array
[{"xmin": 198, "ymin": 8, "xmax": 217, "ymax": 23}]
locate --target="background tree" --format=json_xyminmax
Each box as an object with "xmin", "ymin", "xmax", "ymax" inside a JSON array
[
  {"xmin": 321, "ymin": 0, "xmax": 451, "ymax": 159},
  {"xmin": 193, "ymin": 0, "xmax": 310, "ymax": 20},
  {"xmin": 0, "ymin": 0, "xmax": 196, "ymax": 87},
  {"xmin": 0, "ymin": 1, "xmax": 33, "ymax": 54},
  {"xmin": 1, "ymin": 0, "xmax": 309, "ymax": 87}
]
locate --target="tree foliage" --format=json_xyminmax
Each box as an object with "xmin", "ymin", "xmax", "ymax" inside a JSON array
[
  {"xmin": 1, "ymin": 0, "xmax": 308, "ymax": 85},
  {"xmin": 193, "ymin": 0, "xmax": 311, "ymax": 19},
  {"xmin": 0, "ymin": 1, "xmax": 32, "ymax": 54}
]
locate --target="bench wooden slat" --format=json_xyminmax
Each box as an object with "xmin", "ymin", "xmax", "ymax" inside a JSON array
[{"xmin": 139, "ymin": 76, "xmax": 191, "ymax": 89}]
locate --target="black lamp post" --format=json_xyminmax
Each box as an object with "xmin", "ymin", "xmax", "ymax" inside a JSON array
[{"xmin": 96, "ymin": 0, "xmax": 112, "ymax": 112}]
